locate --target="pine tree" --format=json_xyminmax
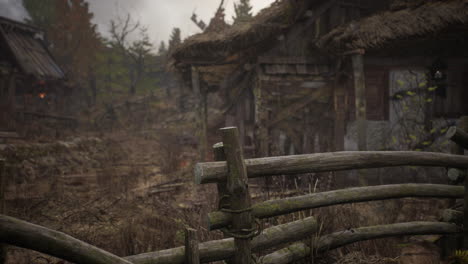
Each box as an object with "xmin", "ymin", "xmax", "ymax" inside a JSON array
[
  {"xmin": 168, "ymin": 28, "xmax": 181, "ymax": 53},
  {"xmin": 158, "ymin": 41, "xmax": 167, "ymax": 55},
  {"xmin": 232, "ymin": 0, "xmax": 253, "ymax": 24}
]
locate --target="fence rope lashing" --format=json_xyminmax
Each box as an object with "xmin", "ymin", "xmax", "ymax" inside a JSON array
[{"xmin": 218, "ymin": 194, "xmax": 263, "ymax": 239}]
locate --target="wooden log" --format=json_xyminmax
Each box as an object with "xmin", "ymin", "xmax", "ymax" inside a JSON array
[
  {"xmin": 185, "ymin": 228, "xmax": 199, "ymax": 264},
  {"xmin": 260, "ymin": 222, "xmax": 461, "ymax": 264},
  {"xmin": 441, "ymin": 209, "xmax": 463, "ymax": 225},
  {"xmin": 0, "ymin": 214, "xmax": 132, "ymax": 264},
  {"xmin": 207, "ymin": 184, "xmax": 463, "ymax": 230},
  {"xmin": 194, "ymin": 151, "xmax": 468, "ymax": 184},
  {"xmin": 447, "ymin": 126, "xmax": 468, "ymax": 150},
  {"xmin": 221, "ymin": 127, "xmax": 252, "ymax": 264},
  {"xmin": 125, "ymin": 216, "xmax": 317, "ymax": 264}
]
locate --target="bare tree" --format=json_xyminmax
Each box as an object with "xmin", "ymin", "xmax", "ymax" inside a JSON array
[{"xmin": 109, "ymin": 14, "xmax": 153, "ymax": 95}]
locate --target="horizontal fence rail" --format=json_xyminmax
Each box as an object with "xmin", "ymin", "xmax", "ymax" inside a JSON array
[
  {"xmin": 195, "ymin": 151, "xmax": 468, "ymax": 184},
  {"xmin": 125, "ymin": 216, "xmax": 316, "ymax": 264},
  {"xmin": 0, "ymin": 215, "xmax": 132, "ymax": 264},
  {"xmin": 207, "ymin": 184, "xmax": 464, "ymax": 230},
  {"xmin": 0, "ymin": 213, "xmax": 317, "ymax": 264},
  {"xmin": 261, "ymin": 221, "xmax": 461, "ymax": 264}
]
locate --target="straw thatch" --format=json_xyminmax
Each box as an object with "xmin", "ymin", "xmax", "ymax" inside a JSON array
[
  {"xmin": 317, "ymin": 0, "xmax": 468, "ymax": 53},
  {"xmin": 172, "ymin": 0, "xmax": 316, "ymax": 66}
]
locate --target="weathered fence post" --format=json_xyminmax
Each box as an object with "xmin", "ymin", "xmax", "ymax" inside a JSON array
[
  {"xmin": 0, "ymin": 159, "xmax": 6, "ymax": 264},
  {"xmin": 221, "ymin": 127, "xmax": 253, "ymax": 264},
  {"xmin": 184, "ymin": 228, "xmax": 199, "ymax": 264}
]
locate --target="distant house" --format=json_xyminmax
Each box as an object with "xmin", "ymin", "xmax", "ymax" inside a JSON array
[
  {"xmin": 172, "ymin": 0, "xmax": 468, "ymax": 159},
  {"xmin": 0, "ymin": 16, "xmax": 65, "ymax": 131}
]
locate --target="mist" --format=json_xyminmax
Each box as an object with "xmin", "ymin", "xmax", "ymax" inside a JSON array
[{"xmin": 0, "ymin": 0, "xmax": 30, "ymax": 22}]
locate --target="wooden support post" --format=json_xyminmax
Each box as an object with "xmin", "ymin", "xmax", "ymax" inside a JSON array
[
  {"xmin": 184, "ymin": 228, "xmax": 200, "ymax": 264},
  {"xmin": 333, "ymin": 81, "xmax": 345, "ymax": 151},
  {"xmin": 221, "ymin": 127, "xmax": 253, "ymax": 264},
  {"xmin": 6, "ymin": 73, "xmax": 16, "ymax": 130},
  {"xmin": 0, "ymin": 159, "xmax": 5, "ymax": 264},
  {"xmin": 254, "ymin": 70, "xmax": 268, "ymax": 157},
  {"xmin": 351, "ymin": 54, "xmax": 367, "ymax": 151},
  {"xmin": 192, "ymin": 66, "xmax": 207, "ymax": 161}
]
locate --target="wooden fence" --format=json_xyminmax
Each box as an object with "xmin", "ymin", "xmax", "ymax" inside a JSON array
[{"xmin": 0, "ymin": 121, "xmax": 468, "ymax": 264}]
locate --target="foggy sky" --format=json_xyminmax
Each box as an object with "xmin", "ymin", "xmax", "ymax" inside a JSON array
[
  {"xmin": 0, "ymin": 0, "xmax": 274, "ymax": 50},
  {"xmin": 87, "ymin": 0, "xmax": 275, "ymax": 48},
  {"xmin": 0, "ymin": 0, "xmax": 30, "ymax": 22}
]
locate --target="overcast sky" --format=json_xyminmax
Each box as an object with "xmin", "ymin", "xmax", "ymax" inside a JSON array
[{"xmin": 87, "ymin": 0, "xmax": 275, "ymax": 48}]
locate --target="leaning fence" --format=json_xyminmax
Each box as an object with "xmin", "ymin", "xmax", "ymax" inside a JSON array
[{"xmin": 0, "ymin": 118, "xmax": 468, "ymax": 264}]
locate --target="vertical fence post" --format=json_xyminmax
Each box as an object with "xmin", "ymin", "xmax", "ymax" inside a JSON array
[
  {"xmin": 0, "ymin": 159, "xmax": 6, "ymax": 264},
  {"xmin": 213, "ymin": 143, "xmax": 228, "ymax": 203},
  {"xmin": 457, "ymin": 116, "xmax": 468, "ymax": 249},
  {"xmin": 221, "ymin": 127, "xmax": 253, "ymax": 264},
  {"xmin": 184, "ymin": 228, "xmax": 199, "ymax": 264}
]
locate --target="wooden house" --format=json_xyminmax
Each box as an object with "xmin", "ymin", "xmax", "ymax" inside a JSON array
[
  {"xmin": 172, "ymin": 0, "xmax": 468, "ymax": 160},
  {"xmin": 0, "ymin": 16, "xmax": 65, "ymax": 132}
]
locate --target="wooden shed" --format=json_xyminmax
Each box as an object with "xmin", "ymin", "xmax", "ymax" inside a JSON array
[
  {"xmin": 172, "ymin": 0, "xmax": 467, "ymax": 159},
  {"xmin": 0, "ymin": 16, "xmax": 65, "ymax": 132}
]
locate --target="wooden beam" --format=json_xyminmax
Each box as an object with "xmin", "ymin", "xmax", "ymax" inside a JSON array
[
  {"xmin": 0, "ymin": 215, "xmax": 133, "ymax": 264},
  {"xmin": 194, "ymin": 151, "xmax": 468, "ymax": 184},
  {"xmin": 125, "ymin": 217, "xmax": 317, "ymax": 264},
  {"xmin": 192, "ymin": 66, "xmax": 207, "ymax": 161},
  {"xmin": 221, "ymin": 127, "xmax": 252, "ymax": 264},
  {"xmin": 254, "ymin": 69, "xmax": 269, "ymax": 157},
  {"xmin": 260, "ymin": 222, "xmax": 461, "ymax": 264},
  {"xmin": 351, "ymin": 54, "xmax": 367, "ymax": 151},
  {"xmin": 207, "ymin": 184, "xmax": 463, "ymax": 230}
]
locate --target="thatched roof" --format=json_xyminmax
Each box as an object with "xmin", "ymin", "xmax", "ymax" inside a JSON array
[
  {"xmin": 172, "ymin": 0, "xmax": 316, "ymax": 66},
  {"xmin": 317, "ymin": 0, "xmax": 468, "ymax": 53}
]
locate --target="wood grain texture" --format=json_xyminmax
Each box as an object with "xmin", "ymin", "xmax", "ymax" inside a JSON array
[
  {"xmin": 185, "ymin": 228, "xmax": 200, "ymax": 264},
  {"xmin": 261, "ymin": 222, "xmax": 461, "ymax": 264},
  {"xmin": 126, "ymin": 216, "xmax": 317, "ymax": 264},
  {"xmin": 195, "ymin": 151, "xmax": 468, "ymax": 184},
  {"xmin": 0, "ymin": 215, "xmax": 132, "ymax": 264},
  {"xmin": 207, "ymin": 184, "xmax": 463, "ymax": 230},
  {"xmin": 221, "ymin": 127, "xmax": 252, "ymax": 264}
]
